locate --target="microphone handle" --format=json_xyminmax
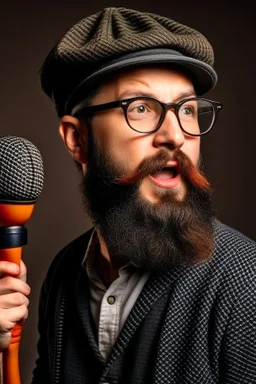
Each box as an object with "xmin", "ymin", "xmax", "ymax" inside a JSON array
[
  {"xmin": 0, "ymin": 247, "xmax": 23, "ymax": 384},
  {"xmin": 0, "ymin": 203, "xmax": 35, "ymax": 384}
]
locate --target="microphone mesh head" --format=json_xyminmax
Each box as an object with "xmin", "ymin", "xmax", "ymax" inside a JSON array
[{"xmin": 0, "ymin": 135, "xmax": 44, "ymax": 201}]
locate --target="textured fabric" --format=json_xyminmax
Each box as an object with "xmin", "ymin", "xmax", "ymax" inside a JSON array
[
  {"xmin": 0, "ymin": 135, "xmax": 44, "ymax": 201},
  {"xmin": 39, "ymin": 7, "xmax": 217, "ymax": 116},
  {"xmin": 32, "ymin": 220, "xmax": 256, "ymax": 383},
  {"xmin": 56, "ymin": 8, "xmax": 214, "ymax": 66},
  {"xmin": 81, "ymin": 229, "xmax": 151, "ymax": 360},
  {"xmin": 64, "ymin": 268, "xmax": 170, "ymax": 384},
  {"xmin": 89, "ymin": 262, "xmax": 150, "ymax": 361}
]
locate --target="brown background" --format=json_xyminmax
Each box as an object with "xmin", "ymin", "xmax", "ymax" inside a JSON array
[{"xmin": 1, "ymin": 1, "xmax": 255, "ymax": 382}]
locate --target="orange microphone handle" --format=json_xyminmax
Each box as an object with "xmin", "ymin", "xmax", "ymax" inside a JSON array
[
  {"xmin": 2, "ymin": 325, "xmax": 22, "ymax": 384},
  {"xmin": 0, "ymin": 246, "xmax": 24, "ymax": 346},
  {"xmin": 0, "ymin": 246, "xmax": 23, "ymax": 266},
  {"xmin": 0, "ymin": 202, "xmax": 34, "ymax": 384},
  {"xmin": 0, "ymin": 246, "xmax": 24, "ymax": 384}
]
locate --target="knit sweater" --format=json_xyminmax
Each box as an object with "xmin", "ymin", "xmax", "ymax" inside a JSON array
[{"xmin": 32, "ymin": 220, "xmax": 256, "ymax": 383}]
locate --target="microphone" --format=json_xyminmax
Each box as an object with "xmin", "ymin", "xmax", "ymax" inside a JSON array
[{"xmin": 0, "ymin": 135, "xmax": 44, "ymax": 384}]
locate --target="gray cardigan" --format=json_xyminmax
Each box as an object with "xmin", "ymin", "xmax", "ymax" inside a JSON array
[{"xmin": 32, "ymin": 220, "xmax": 256, "ymax": 383}]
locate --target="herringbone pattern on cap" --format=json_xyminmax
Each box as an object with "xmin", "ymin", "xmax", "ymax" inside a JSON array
[
  {"xmin": 58, "ymin": 8, "xmax": 213, "ymax": 66},
  {"xmin": 40, "ymin": 7, "xmax": 216, "ymax": 117}
]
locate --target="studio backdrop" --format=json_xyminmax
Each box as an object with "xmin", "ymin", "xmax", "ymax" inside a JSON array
[{"xmin": 1, "ymin": 1, "xmax": 255, "ymax": 382}]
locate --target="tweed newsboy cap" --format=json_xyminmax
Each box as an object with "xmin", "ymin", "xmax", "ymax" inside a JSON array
[{"xmin": 40, "ymin": 7, "xmax": 217, "ymax": 116}]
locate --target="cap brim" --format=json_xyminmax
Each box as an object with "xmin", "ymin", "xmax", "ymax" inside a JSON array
[{"xmin": 65, "ymin": 48, "xmax": 218, "ymax": 114}]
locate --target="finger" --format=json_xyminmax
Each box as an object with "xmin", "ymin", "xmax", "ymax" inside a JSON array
[
  {"xmin": 18, "ymin": 260, "xmax": 27, "ymax": 282},
  {"xmin": 0, "ymin": 261, "xmax": 20, "ymax": 277},
  {"xmin": 0, "ymin": 292, "xmax": 29, "ymax": 309},
  {"xmin": 0, "ymin": 305, "xmax": 29, "ymax": 331},
  {"xmin": 0, "ymin": 304, "xmax": 29, "ymax": 351},
  {"xmin": 0, "ymin": 275, "xmax": 31, "ymax": 296}
]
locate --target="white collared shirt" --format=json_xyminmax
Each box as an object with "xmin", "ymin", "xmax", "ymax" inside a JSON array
[{"xmin": 82, "ymin": 230, "xmax": 150, "ymax": 361}]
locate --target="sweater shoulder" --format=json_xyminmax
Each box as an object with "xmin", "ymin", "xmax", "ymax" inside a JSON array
[
  {"xmin": 208, "ymin": 220, "xmax": 256, "ymax": 290},
  {"xmin": 42, "ymin": 227, "xmax": 94, "ymax": 294},
  {"xmin": 214, "ymin": 219, "xmax": 256, "ymax": 261}
]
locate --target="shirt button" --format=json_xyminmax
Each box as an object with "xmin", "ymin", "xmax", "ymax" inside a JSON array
[{"xmin": 107, "ymin": 295, "xmax": 116, "ymax": 305}]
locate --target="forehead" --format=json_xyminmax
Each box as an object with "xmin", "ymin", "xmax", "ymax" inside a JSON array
[{"xmin": 93, "ymin": 65, "xmax": 195, "ymax": 102}]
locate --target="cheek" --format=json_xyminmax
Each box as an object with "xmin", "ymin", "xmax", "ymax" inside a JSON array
[
  {"xmin": 92, "ymin": 115, "xmax": 152, "ymax": 168},
  {"xmin": 183, "ymin": 138, "xmax": 200, "ymax": 165},
  {"xmin": 110, "ymin": 139, "xmax": 152, "ymax": 173},
  {"xmin": 92, "ymin": 114, "xmax": 130, "ymax": 150}
]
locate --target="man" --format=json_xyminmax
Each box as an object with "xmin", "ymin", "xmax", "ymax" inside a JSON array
[{"xmin": 0, "ymin": 7, "xmax": 255, "ymax": 383}]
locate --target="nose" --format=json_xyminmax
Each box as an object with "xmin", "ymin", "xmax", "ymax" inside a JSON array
[{"xmin": 152, "ymin": 109, "xmax": 185, "ymax": 149}]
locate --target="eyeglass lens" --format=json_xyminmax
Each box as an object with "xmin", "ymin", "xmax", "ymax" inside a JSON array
[{"xmin": 126, "ymin": 98, "xmax": 215, "ymax": 135}]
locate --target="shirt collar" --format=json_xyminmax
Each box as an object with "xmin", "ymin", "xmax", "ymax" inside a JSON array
[{"xmin": 82, "ymin": 228, "xmax": 141, "ymax": 283}]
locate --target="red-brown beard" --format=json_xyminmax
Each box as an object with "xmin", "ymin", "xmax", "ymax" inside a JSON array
[{"xmin": 81, "ymin": 140, "xmax": 216, "ymax": 273}]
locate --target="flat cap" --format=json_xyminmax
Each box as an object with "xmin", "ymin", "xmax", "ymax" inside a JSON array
[{"xmin": 40, "ymin": 7, "xmax": 217, "ymax": 116}]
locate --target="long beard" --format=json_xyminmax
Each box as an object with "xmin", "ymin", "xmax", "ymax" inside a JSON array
[{"xmin": 80, "ymin": 135, "xmax": 216, "ymax": 273}]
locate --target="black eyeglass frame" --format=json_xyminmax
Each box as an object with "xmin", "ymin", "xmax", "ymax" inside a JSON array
[{"xmin": 74, "ymin": 96, "xmax": 223, "ymax": 136}]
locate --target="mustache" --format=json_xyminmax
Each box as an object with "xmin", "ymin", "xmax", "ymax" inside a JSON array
[{"xmin": 114, "ymin": 149, "xmax": 211, "ymax": 191}]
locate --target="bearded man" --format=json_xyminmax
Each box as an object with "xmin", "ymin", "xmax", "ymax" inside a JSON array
[{"xmin": 0, "ymin": 7, "xmax": 255, "ymax": 384}]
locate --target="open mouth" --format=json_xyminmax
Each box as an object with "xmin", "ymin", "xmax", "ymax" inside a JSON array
[
  {"xmin": 149, "ymin": 163, "xmax": 180, "ymax": 188},
  {"xmin": 151, "ymin": 165, "xmax": 179, "ymax": 180}
]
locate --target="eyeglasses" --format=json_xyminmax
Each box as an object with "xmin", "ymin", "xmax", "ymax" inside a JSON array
[{"xmin": 74, "ymin": 96, "xmax": 223, "ymax": 136}]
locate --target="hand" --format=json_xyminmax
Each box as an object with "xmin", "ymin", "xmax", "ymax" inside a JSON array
[{"xmin": 0, "ymin": 261, "xmax": 30, "ymax": 351}]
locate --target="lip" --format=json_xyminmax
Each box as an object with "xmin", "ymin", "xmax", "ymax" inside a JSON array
[
  {"xmin": 149, "ymin": 161, "xmax": 180, "ymax": 189},
  {"xmin": 149, "ymin": 173, "xmax": 180, "ymax": 188}
]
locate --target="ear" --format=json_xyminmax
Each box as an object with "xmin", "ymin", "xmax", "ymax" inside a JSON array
[{"xmin": 59, "ymin": 115, "xmax": 88, "ymax": 165}]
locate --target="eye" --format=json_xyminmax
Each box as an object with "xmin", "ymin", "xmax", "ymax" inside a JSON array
[
  {"xmin": 128, "ymin": 100, "xmax": 153, "ymax": 120},
  {"xmin": 136, "ymin": 105, "xmax": 146, "ymax": 114},
  {"xmin": 127, "ymin": 99, "xmax": 161, "ymax": 123},
  {"xmin": 179, "ymin": 102, "xmax": 198, "ymax": 120},
  {"xmin": 181, "ymin": 105, "xmax": 193, "ymax": 115},
  {"xmin": 131, "ymin": 103, "xmax": 148, "ymax": 114}
]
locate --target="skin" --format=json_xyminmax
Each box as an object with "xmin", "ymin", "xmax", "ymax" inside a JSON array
[
  {"xmin": 61, "ymin": 67, "xmax": 200, "ymax": 200},
  {"xmin": 60, "ymin": 66, "xmax": 201, "ymax": 285},
  {"xmin": 0, "ymin": 66, "xmax": 201, "ymax": 348},
  {"xmin": 0, "ymin": 260, "xmax": 30, "ymax": 351}
]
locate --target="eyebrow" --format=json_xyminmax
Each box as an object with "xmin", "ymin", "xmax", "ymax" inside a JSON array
[
  {"xmin": 119, "ymin": 89, "xmax": 196, "ymax": 101},
  {"xmin": 175, "ymin": 90, "xmax": 197, "ymax": 100}
]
